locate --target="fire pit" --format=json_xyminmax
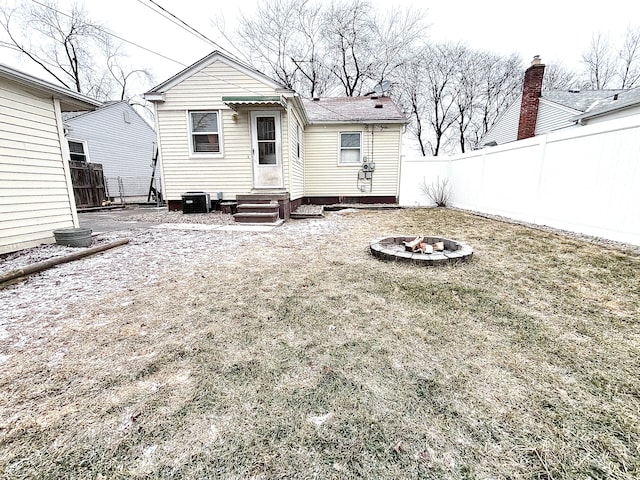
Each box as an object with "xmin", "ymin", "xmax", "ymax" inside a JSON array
[{"xmin": 370, "ymin": 235, "xmax": 473, "ymax": 266}]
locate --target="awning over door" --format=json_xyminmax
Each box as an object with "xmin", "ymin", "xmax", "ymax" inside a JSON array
[{"xmin": 222, "ymin": 96, "xmax": 287, "ymax": 111}]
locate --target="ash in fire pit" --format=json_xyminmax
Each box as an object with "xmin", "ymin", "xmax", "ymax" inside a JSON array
[{"xmin": 370, "ymin": 236, "xmax": 473, "ymax": 266}]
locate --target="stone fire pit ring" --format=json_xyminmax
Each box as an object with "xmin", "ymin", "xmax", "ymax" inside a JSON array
[{"xmin": 370, "ymin": 235, "xmax": 473, "ymax": 266}]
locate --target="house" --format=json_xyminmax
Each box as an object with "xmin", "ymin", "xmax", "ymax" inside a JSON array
[
  {"xmin": 482, "ymin": 56, "xmax": 628, "ymax": 146},
  {"xmin": 144, "ymin": 51, "xmax": 407, "ymax": 220},
  {"xmin": 63, "ymin": 101, "xmax": 158, "ymax": 202},
  {"xmin": 0, "ymin": 63, "xmax": 101, "ymax": 255}
]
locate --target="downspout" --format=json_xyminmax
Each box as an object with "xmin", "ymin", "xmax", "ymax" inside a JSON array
[
  {"xmin": 53, "ymin": 97, "xmax": 79, "ymax": 227},
  {"xmin": 396, "ymin": 125, "xmax": 403, "ymax": 204},
  {"xmin": 151, "ymin": 101, "xmax": 167, "ymax": 203},
  {"xmin": 370, "ymin": 126, "xmax": 374, "ymax": 193}
]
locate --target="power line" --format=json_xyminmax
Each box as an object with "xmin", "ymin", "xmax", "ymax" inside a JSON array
[
  {"xmin": 137, "ymin": 0, "xmax": 220, "ymax": 49},
  {"xmin": 29, "ymin": 0, "xmax": 184, "ymax": 67},
  {"xmin": 25, "ymin": 0, "xmax": 269, "ymax": 97},
  {"xmin": 134, "ymin": 0, "xmax": 253, "ymax": 67}
]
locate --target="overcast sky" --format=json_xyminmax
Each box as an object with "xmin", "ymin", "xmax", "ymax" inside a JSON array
[{"xmin": 3, "ymin": 0, "xmax": 640, "ymax": 93}]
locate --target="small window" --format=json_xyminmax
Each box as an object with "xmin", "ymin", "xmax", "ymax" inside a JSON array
[
  {"xmin": 189, "ymin": 111, "xmax": 221, "ymax": 154},
  {"xmin": 68, "ymin": 141, "xmax": 87, "ymax": 162},
  {"xmin": 339, "ymin": 132, "xmax": 361, "ymax": 164}
]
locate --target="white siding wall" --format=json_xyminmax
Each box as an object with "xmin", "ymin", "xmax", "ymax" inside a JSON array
[
  {"xmin": 481, "ymin": 95, "xmax": 521, "ymax": 145},
  {"xmin": 65, "ymin": 102, "xmax": 156, "ymax": 196},
  {"xmin": 534, "ymin": 99, "xmax": 579, "ymax": 134},
  {"xmin": 158, "ymin": 109, "xmax": 253, "ymax": 199},
  {"xmin": 288, "ymin": 106, "xmax": 304, "ymax": 200},
  {"xmin": 0, "ymin": 79, "xmax": 75, "ymax": 254},
  {"xmin": 155, "ymin": 60, "xmax": 288, "ymax": 201},
  {"xmin": 304, "ymin": 124, "xmax": 402, "ymax": 198}
]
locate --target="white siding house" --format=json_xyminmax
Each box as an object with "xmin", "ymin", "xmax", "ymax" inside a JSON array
[
  {"xmin": 144, "ymin": 51, "xmax": 407, "ymax": 216},
  {"xmin": 0, "ymin": 64, "xmax": 101, "ymax": 254},
  {"xmin": 302, "ymin": 97, "xmax": 405, "ymax": 202},
  {"xmin": 145, "ymin": 51, "xmax": 306, "ymax": 207},
  {"xmin": 482, "ymin": 59, "xmax": 628, "ymax": 146},
  {"xmin": 63, "ymin": 101, "xmax": 157, "ymax": 199}
]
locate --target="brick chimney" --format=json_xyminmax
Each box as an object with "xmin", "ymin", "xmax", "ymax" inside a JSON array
[{"xmin": 517, "ymin": 56, "xmax": 545, "ymax": 140}]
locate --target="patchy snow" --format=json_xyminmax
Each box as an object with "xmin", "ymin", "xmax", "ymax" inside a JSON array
[{"xmin": 0, "ymin": 213, "xmax": 347, "ymax": 351}]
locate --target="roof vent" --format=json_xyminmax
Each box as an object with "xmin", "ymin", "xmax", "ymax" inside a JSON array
[
  {"xmin": 374, "ymin": 103, "xmax": 383, "ymax": 109},
  {"xmin": 613, "ymin": 93, "xmax": 619, "ymax": 100}
]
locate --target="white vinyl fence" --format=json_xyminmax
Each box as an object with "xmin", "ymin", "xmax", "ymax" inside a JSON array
[{"xmin": 400, "ymin": 113, "xmax": 640, "ymax": 246}]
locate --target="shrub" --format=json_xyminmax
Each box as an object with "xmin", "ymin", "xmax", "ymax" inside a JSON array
[{"xmin": 419, "ymin": 176, "xmax": 451, "ymax": 207}]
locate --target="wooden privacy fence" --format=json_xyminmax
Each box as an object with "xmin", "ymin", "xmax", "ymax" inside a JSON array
[{"xmin": 69, "ymin": 160, "xmax": 106, "ymax": 209}]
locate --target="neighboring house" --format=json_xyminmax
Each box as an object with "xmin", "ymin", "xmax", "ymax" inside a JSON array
[
  {"xmin": 144, "ymin": 51, "xmax": 407, "ymax": 219},
  {"xmin": 482, "ymin": 56, "xmax": 629, "ymax": 146},
  {"xmin": 0, "ymin": 63, "xmax": 101, "ymax": 254},
  {"xmin": 63, "ymin": 101, "xmax": 157, "ymax": 200}
]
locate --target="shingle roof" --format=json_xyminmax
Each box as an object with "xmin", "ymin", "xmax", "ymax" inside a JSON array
[
  {"xmin": 574, "ymin": 86, "xmax": 640, "ymax": 119},
  {"xmin": 543, "ymin": 89, "xmax": 626, "ymax": 112},
  {"xmin": 302, "ymin": 96, "xmax": 407, "ymax": 123}
]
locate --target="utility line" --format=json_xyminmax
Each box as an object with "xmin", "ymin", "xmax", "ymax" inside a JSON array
[
  {"xmin": 26, "ymin": 0, "xmax": 270, "ymax": 97},
  {"xmin": 137, "ymin": 0, "xmax": 220, "ymax": 49},
  {"xmin": 29, "ymin": 0, "xmax": 184, "ymax": 67},
  {"xmin": 134, "ymin": 0, "xmax": 252, "ymax": 68}
]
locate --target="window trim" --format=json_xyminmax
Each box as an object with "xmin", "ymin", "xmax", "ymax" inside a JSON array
[
  {"xmin": 338, "ymin": 131, "xmax": 362, "ymax": 166},
  {"xmin": 67, "ymin": 139, "xmax": 90, "ymax": 162},
  {"xmin": 188, "ymin": 110, "xmax": 223, "ymax": 157}
]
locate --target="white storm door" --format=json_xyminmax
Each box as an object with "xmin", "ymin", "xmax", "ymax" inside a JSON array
[{"xmin": 251, "ymin": 111, "xmax": 283, "ymax": 188}]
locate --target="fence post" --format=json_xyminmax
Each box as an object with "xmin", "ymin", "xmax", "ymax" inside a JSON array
[{"xmin": 533, "ymin": 134, "xmax": 549, "ymax": 224}]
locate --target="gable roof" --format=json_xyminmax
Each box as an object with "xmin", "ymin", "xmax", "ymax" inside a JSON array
[
  {"xmin": 145, "ymin": 50, "xmax": 290, "ymax": 98},
  {"xmin": 0, "ymin": 63, "xmax": 102, "ymax": 111},
  {"xmin": 302, "ymin": 97, "xmax": 407, "ymax": 124},
  {"xmin": 62, "ymin": 100, "xmax": 154, "ymax": 130}
]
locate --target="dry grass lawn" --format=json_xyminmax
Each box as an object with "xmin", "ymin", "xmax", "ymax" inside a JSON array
[{"xmin": 1, "ymin": 208, "xmax": 639, "ymax": 479}]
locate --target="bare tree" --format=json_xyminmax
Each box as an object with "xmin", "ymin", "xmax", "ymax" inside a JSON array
[
  {"xmin": 424, "ymin": 43, "xmax": 470, "ymax": 156},
  {"xmin": 581, "ymin": 32, "xmax": 616, "ymax": 89},
  {"xmin": 223, "ymin": 0, "xmax": 428, "ymax": 97},
  {"xmin": 105, "ymin": 42, "xmax": 154, "ymax": 101},
  {"xmin": 366, "ymin": 5, "xmax": 428, "ymax": 91},
  {"xmin": 451, "ymin": 51, "xmax": 522, "ymax": 153},
  {"xmin": 235, "ymin": 0, "xmax": 302, "ymax": 91},
  {"xmin": 289, "ymin": 0, "xmax": 330, "ymax": 97},
  {"xmin": 321, "ymin": 0, "xmax": 375, "ymax": 96},
  {"xmin": 618, "ymin": 26, "xmax": 640, "ymax": 88},
  {"xmin": 542, "ymin": 61, "xmax": 579, "ymax": 91},
  {"xmin": 395, "ymin": 55, "xmax": 430, "ymax": 155},
  {"xmin": 0, "ymin": 0, "xmax": 153, "ymax": 101}
]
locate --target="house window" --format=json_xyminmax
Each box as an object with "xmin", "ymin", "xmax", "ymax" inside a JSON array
[
  {"xmin": 339, "ymin": 132, "xmax": 362, "ymax": 164},
  {"xmin": 189, "ymin": 111, "xmax": 221, "ymax": 154},
  {"xmin": 68, "ymin": 140, "xmax": 87, "ymax": 162}
]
